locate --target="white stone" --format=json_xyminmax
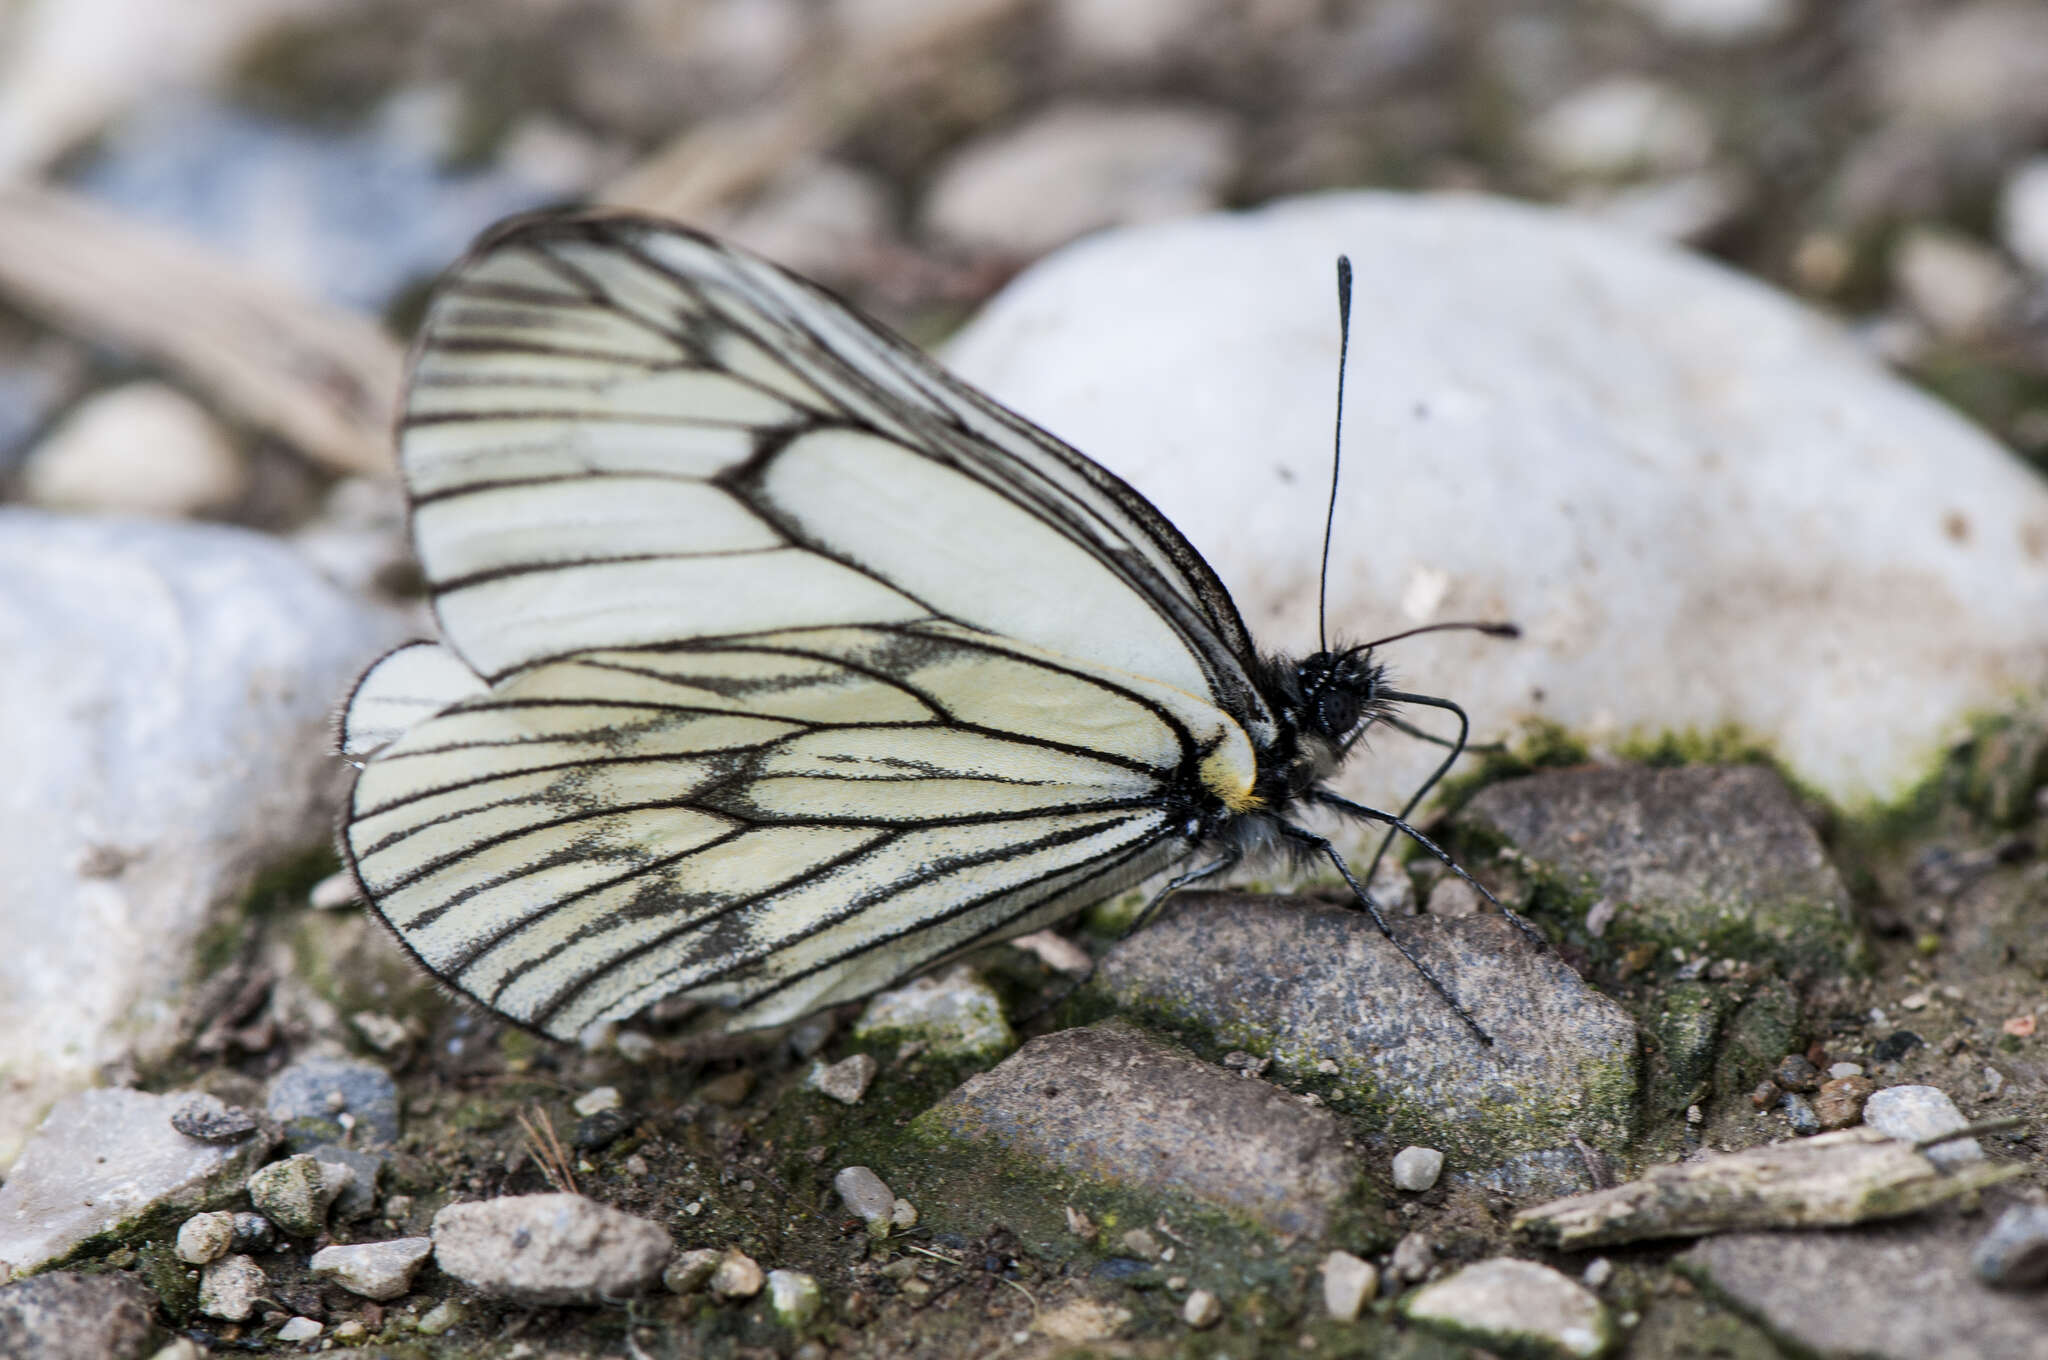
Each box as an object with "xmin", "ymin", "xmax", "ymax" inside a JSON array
[
  {"xmin": 0, "ymin": 1088, "xmax": 269, "ymax": 1277},
  {"xmin": 1892, "ymin": 228, "xmax": 2020, "ymax": 340},
  {"xmin": 1182, "ymin": 1287, "xmax": 1222, "ymax": 1328},
  {"xmin": 806, "ymin": 1053, "xmax": 878, "ymax": 1104},
  {"xmin": 711, "ymin": 1248, "xmax": 765, "ymax": 1300},
  {"xmin": 767, "ymin": 1268, "xmax": 822, "ymax": 1326},
  {"xmin": 20, "ymin": 383, "xmax": 245, "ymax": 517},
  {"xmin": 1573, "ymin": 169, "xmax": 1749, "ymax": 245},
  {"xmin": 1392, "ymin": 1145, "xmax": 1446, "ymax": 1192},
  {"xmin": 923, "ymin": 102, "xmax": 1239, "ymax": 257},
  {"xmin": 174, "ymin": 1211, "xmax": 236, "ymax": 1264},
  {"xmin": 1008, "ymin": 929, "xmax": 1095, "ymax": 974},
  {"xmin": 664, "ymin": 1247, "xmax": 721, "ymax": 1294},
  {"xmin": 572, "ymin": 1086, "xmax": 622, "ymax": 1117},
  {"xmin": 1997, "ymin": 157, "xmax": 2048, "ymax": 278},
  {"xmin": 197, "ymin": 1253, "xmax": 266, "ymax": 1322},
  {"xmin": 890, "ymin": 1197, "xmax": 918, "ymax": 1229},
  {"xmin": 726, "ymin": 160, "xmax": 893, "ymax": 282},
  {"xmin": 1863, "ymin": 1084, "xmax": 1984, "ymax": 1169},
  {"xmin": 1404, "ymin": 1258, "xmax": 1614, "ymax": 1358},
  {"xmin": 274, "ymin": 1316, "xmax": 321, "ymax": 1342},
  {"xmin": 1527, "ymin": 77, "xmax": 1714, "ymax": 178},
  {"xmin": 308, "ymin": 1236, "xmax": 433, "ymax": 1300},
  {"xmin": 431, "ymin": 1194, "xmax": 671, "ymax": 1304},
  {"xmin": 942, "ymin": 193, "xmax": 2048, "ymax": 818},
  {"xmin": 1828, "ymin": 1062, "xmax": 1865, "ymax": 1080},
  {"xmin": 0, "ymin": 513, "xmax": 403, "ymax": 1167},
  {"xmin": 1424, "ymin": 878, "xmax": 1482, "ymax": 918},
  {"xmin": 1321, "ymin": 1249, "xmax": 1378, "ymax": 1320},
  {"xmin": 853, "ymin": 967, "xmax": 1014, "ymax": 1058},
  {"xmin": 1628, "ymin": 0, "xmax": 1799, "ymax": 44}
]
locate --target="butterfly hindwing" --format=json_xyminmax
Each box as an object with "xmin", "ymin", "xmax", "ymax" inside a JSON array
[{"xmin": 345, "ymin": 623, "xmax": 1250, "ymax": 1037}]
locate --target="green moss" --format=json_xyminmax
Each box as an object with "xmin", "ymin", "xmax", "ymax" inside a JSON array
[
  {"xmin": 1644, "ymin": 982, "xmax": 1736, "ymax": 1122},
  {"xmin": 134, "ymin": 1241, "xmax": 199, "ymax": 1324},
  {"xmin": 188, "ymin": 843, "xmax": 339, "ymax": 982},
  {"xmin": 1711, "ymin": 980, "xmax": 1801, "ymax": 1105}
]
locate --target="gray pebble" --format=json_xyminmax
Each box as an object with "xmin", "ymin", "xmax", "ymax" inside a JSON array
[
  {"xmin": 833, "ymin": 1165, "xmax": 896, "ymax": 1228},
  {"xmin": 275, "ymin": 1316, "xmax": 322, "ymax": 1342},
  {"xmin": 0, "ymin": 1271, "xmax": 158, "ymax": 1360},
  {"xmin": 1777, "ymin": 1091, "xmax": 1821, "ymax": 1135},
  {"xmin": 808, "ymin": 1053, "xmax": 879, "ymax": 1104},
  {"xmin": 431, "ymin": 1193, "xmax": 670, "ymax": 1304},
  {"xmin": 1773, "ymin": 1054, "xmax": 1821, "ymax": 1092},
  {"xmin": 197, "ymin": 1253, "xmax": 266, "ymax": 1321},
  {"xmin": 1183, "ymin": 1288, "xmax": 1222, "ymax": 1328},
  {"xmin": 1391, "ymin": 1231, "xmax": 1437, "ymax": 1283},
  {"xmin": 230, "ymin": 1212, "xmax": 275, "ymax": 1253},
  {"xmin": 303, "ymin": 1142, "xmax": 383, "ymax": 1221},
  {"xmin": 664, "ymin": 1248, "xmax": 722, "ymax": 1295},
  {"xmin": 1392, "ymin": 1146, "xmax": 1445, "ymax": 1192},
  {"xmin": 265, "ymin": 1054, "xmax": 400, "ymax": 1150},
  {"xmin": 174, "ymin": 1211, "xmax": 236, "ymax": 1265},
  {"xmin": 1863, "ymin": 1085, "xmax": 1983, "ymax": 1168},
  {"xmin": 169, "ymin": 1094, "xmax": 258, "ymax": 1144},
  {"xmin": 1322, "ymin": 1250, "xmax": 1378, "ymax": 1320},
  {"xmin": 1973, "ymin": 1203, "xmax": 2048, "ymax": 1289},
  {"xmin": 309, "ymin": 1236, "xmax": 433, "ymax": 1301},
  {"xmin": 711, "ymin": 1249, "xmax": 765, "ymax": 1300},
  {"xmin": 246, "ymin": 1154, "xmax": 347, "ymax": 1237}
]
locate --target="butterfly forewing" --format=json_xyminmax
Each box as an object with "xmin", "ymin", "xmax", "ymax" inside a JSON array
[{"xmin": 347, "ymin": 211, "xmax": 1273, "ymax": 1037}]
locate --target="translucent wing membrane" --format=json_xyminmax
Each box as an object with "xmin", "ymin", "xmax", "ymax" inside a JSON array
[
  {"xmin": 345, "ymin": 623, "xmax": 1246, "ymax": 1037},
  {"xmin": 400, "ymin": 212, "xmax": 1271, "ymax": 740}
]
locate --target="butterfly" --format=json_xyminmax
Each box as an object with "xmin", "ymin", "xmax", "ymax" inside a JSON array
[{"xmin": 339, "ymin": 210, "xmax": 1528, "ymax": 1044}]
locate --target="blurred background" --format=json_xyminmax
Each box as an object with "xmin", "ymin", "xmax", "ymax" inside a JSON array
[{"xmin": 0, "ymin": 0, "xmax": 2044, "ymax": 536}]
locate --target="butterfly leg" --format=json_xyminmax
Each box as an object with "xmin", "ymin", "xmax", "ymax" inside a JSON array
[
  {"xmin": 1311, "ymin": 789, "xmax": 1549, "ymax": 951},
  {"xmin": 1277, "ymin": 822, "xmax": 1494, "ymax": 1047},
  {"xmin": 1128, "ymin": 850, "xmax": 1242, "ymax": 935}
]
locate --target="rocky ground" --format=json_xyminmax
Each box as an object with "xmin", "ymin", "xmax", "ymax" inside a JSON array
[{"xmin": 1, "ymin": 2, "xmax": 2047, "ymax": 1358}]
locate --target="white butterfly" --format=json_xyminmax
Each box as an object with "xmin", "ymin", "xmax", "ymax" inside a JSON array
[{"xmin": 339, "ymin": 212, "xmax": 1525, "ymax": 1042}]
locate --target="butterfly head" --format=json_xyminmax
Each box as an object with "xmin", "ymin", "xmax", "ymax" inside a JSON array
[{"xmin": 1249, "ymin": 645, "xmax": 1391, "ymax": 808}]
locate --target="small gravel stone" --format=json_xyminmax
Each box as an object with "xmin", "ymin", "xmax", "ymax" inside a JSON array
[
  {"xmin": 230, "ymin": 1212, "xmax": 274, "ymax": 1253},
  {"xmin": 348, "ymin": 1011, "xmax": 411, "ymax": 1053},
  {"xmin": 175, "ymin": 1211, "xmax": 236, "ymax": 1264},
  {"xmin": 1892, "ymin": 228, "xmax": 2020, "ymax": 341},
  {"xmin": 1871, "ymin": 1031, "xmax": 1924, "ymax": 1063},
  {"xmin": 852, "ymin": 967, "xmax": 1015, "ymax": 1059},
  {"xmin": 415, "ymin": 1299, "xmax": 463, "ymax": 1336},
  {"xmin": 807, "ymin": 1053, "xmax": 878, "ymax": 1104},
  {"xmin": 1972, "ymin": 1203, "xmax": 2048, "ymax": 1288},
  {"xmin": 664, "ymin": 1248, "xmax": 722, "ymax": 1294},
  {"xmin": 890, "ymin": 1198, "xmax": 918, "ymax": 1230},
  {"xmin": 833, "ymin": 1166, "xmax": 896, "ymax": 1229},
  {"xmin": 308, "ymin": 1237, "xmax": 433, "ymax": 1301},
  {"xmin": 1748, "ymin": 1080, "xmax": 1779, "ymax": 1109},
  {"xmin": 274, "ymin": 1316, "xmax": 321, "ymax": 1342},
  {"xmin": 266, "ymin": 1055, "xmax": 400, "ymax": 1150},
  {"xmin": 768, "ymin": 1269, "xmax": 822, "ymax": 1327},
  {"xmin": 572, "ymin": 1086, "xmax": 621, "ymax": 1117},
  {"xmin": 304, "ymin": 1143, "xmax": 382, "ymax": 1221},
  {"xmin": 431, "ymin": 1193, "xmax": 671, "ymax": 1304},
  {"xmin": 1393, "ymin": 1146, "xmax": 1445, "ymax": 1192},
  {"xmin": 1773, "ymin": 1054, "xmax": 1822, "ymax": 1092},
  {"xmin": 169, "ymin": 1095, "xmax": 258, "ymax": 1144},
  {"xmin": 1828, "ymin": 1062, "xmax": 1866, "ymax": 1080},
  {"xmin": 1322, "ymin": 1250, "xmax": 1378, "ymax": 1321},
  {"xmin": 1813, "ymin": 1075, "xmax": 1876, "ymax": 1130},
  {"xmin": 1404, "ymin": 1258, "xmax": 1615, "ymax": 1359},
  {"xmin": 571, "ymin": 1107, "xmax": 633, "ymax": 1152},
  {"xmin": 1582, "ymin": 1258, "xmax": 1614, "ymax": 1289},
  {"xmin": 247, "ymin": 1154, "xmax": 347, "ymax": 1237},
  {"xmin": 1120, "ymin": 1228, "xmax": 1162, "ymax": 1260},
  {"xmin": 20, "ymin": 382, "xmax": 246, "ymax": 517},
  {"xmin": 1777, "ymin": 1091, "xmax": 1821, "ymax": 1135},
  {"xmin": 1863, "ymin": 1085, "xmax": 1983, "ymax": 1168},
  {"xmin": 2001, "ymin": 157, "xmax": 2048, "ymax": 278},
  {"xmin": 1424, "ymin": 877, "xmax": 1482, "ymax": 917},
  {"xmin": 1182, "ymin": 1288, "xmax": 1221, "ymax": 1328},
  {"xmin": 711, "ymin": 1248, "xmax": 765, "ymax": 1301},
  {"xmin": 197, "ymin": 1253, "xmax": 266, "ymax": 1321},
  {"xmin": 1527, "ymin": 76, "xmax": 1714, "ymax": 178},
  {"xmin": 1391, "ymin": 1231, "xmax": 1437, "ymax": 1283}
]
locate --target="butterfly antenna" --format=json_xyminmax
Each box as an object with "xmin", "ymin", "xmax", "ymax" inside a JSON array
[{"xmin": 1318, "ymin": 256, "xmax": 1353, "ymax": 656}]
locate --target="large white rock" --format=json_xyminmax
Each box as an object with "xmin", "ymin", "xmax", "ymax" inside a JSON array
[
  {"xmin": 942, "ymin": 193, "xmax": 2048, "ymax": 816},
  {"xmin": 0, "ymin": 511, "xmax": 404, "ymax": 1167}
]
